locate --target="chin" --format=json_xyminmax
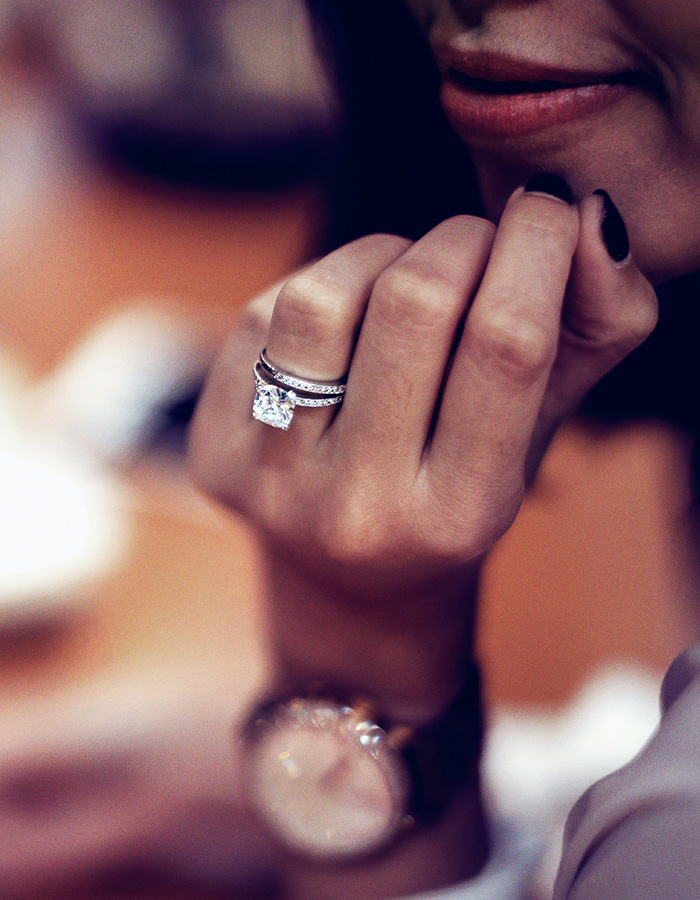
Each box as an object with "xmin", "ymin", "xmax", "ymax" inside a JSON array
[
  {"xmin": 635, "ymin": 247, "xmax": 700, "ymax": 288},
  {"xmin": 472, "ymin": 156, "xmax": 700, "ymax": 288}
]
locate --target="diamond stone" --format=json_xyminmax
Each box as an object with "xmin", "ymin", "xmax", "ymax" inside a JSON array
[{"xmin": 252, "ymin": 383, "xmax": 296, "ymax": 429}]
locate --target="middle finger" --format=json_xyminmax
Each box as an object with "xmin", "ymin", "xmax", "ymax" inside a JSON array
[{"xmin": 336, "ymin": 215, "xmax": 495, "ymax": 468}]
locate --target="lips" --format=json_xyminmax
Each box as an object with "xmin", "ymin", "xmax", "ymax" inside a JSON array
[{"xmin": 437, "ymin": 49, "xmax": 643, "ymax": 141}]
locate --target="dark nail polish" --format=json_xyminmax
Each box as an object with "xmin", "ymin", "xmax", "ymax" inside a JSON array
[
  {"xmin": 593, "ymin": 189, "xmax": 630, "ymax": 263},
  {"xmin": 524, "ymin": 174, "xmax": 573, "ymax": 204}
]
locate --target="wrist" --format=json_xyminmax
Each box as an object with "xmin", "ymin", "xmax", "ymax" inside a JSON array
[{"xmin": 262, "ymin": 547, "xmax": 482, "ymax": 723}]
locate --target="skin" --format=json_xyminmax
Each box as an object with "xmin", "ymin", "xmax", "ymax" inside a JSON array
[
  {"xmin": 191, "ymin": 190, "xmax": 656, "ymax": 899},
  {"xmin": 191, "ymin": 2, "xmax": 700, "ymax": 896},
  {"xmin": 403, "ymin": 0, "xmax": 700, "ymax": 284}
]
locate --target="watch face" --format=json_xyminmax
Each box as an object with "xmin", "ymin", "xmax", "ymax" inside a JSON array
[{"xmin": 244, "ymin": 699, "xmax": 409, "ymax": 861}]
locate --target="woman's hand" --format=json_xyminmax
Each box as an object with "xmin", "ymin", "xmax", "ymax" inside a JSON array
[{"xmin": 190, "ymin": 186, "xmax": 657, "ymax": 720}]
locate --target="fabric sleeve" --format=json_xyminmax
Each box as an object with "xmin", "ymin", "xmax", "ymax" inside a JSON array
[{"xmin": 553, "ymin": 645, "xmax": 700, "ymax": 900}]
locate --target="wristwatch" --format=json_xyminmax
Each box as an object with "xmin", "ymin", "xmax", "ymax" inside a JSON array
[{"xmin": 239, "ymin": 668, "xmax": 482, "ymax": 863}]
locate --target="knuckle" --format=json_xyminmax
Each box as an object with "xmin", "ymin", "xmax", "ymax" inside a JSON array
[
  {"xmin": 315, "ymin": 504, "xmax": 382, "ymax": 565},
  {"xmin": 373, "ymin": 263, "xmax": 453, "ymax": 325},
  {"xmin": 614, "ymin": 308, "xmax": 657, "ymax": 355},
  {"xmin": 369, "ymin": 218, "xmax": 496, "ymax": 329},
  {"xmin": 439, "ymin": 214, "xmax": 497, "ymax": 247},
  {"xmin": 471, "ymin": 310, "xmax": 555, "ymax": 383},
  {"xmin": 311, "ymin": 481, "xmax": 409, "ymax": 565},
  {"xmin": 351, "ymin": 232, "xmax": 413, "ymax": 256},
  {"xmin": 417, "ymin": 470, "xmax": 524, "ymax": 561},
  {"xmin": 471, "ymin": 488, "xmax": 523, "ymax": 548},
  {"xmin": 274, "ymin": 272, "xmax": 350, "ymax": 342},
  {"xmin": 628, "ymin": 283, "xmax": 659, "ymax": 344},
  {"xmin": 525, "ymin": 218, "xmax": 576, "ymax": 256},
  {"xmin": 589, "ymin": 281, "xmax": 659, "ymax": 356},
  {"xmin": 254, "ymin": 480, "xmax": 299, "ymax": 542},
  {"xmin": 236, "ymin": 295, "xmax": 274, "ymax": 339},
  {"xmin": 513, "ymin": 220, "xmax": 578, "ymax": 265},
  {"xmin": 414, "ymin": 512, "xmax": 497, "ymax": 563},
  {"xmin": 415, "ymin": 522, "xmax": 475, "ymax": 562}
]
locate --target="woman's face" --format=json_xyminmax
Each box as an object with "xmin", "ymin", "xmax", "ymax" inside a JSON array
[{"xmin": 402, "ymin": 0, "xmax": 700, "ymax": 284}]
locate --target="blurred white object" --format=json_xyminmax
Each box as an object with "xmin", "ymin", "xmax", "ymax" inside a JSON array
[
  {"xmin": 485, "ymin": 665, "xmax": 662, "ymax": 892},
  {"xmin": 0, "ymin": 344, "xmax": 128, "ymax": 626},
  {"xmin": 486, "ymin": 666, "xmax": 661, "ymax": 819},
  {"xmin": 33, "ymin": 304, "xmax": 212, "ymax": 467},
  {"xmin": 48, "ymin": 0, "xmax": 178, "ymax": 111},
  {"xmin": 0, "ymin": 444, "xmax": 128, "ymax": 626},
  {"xmin": 220, "ymin": 0, "xmax": 335, "ymax": 111}
]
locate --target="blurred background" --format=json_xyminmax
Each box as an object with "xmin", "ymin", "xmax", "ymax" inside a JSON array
[{"xmin": 0, "ymin": 2, "xmax": 697, "ymax": 898}]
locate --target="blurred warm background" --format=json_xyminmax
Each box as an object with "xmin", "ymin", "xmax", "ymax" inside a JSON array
[{"xmin": 0, "ymin": 2, "xmax": 697, "ymax": 898}]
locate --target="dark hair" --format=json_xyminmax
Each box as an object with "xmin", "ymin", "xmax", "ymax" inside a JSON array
[
  {"xmin": 307, "ymin": 0, "xmax": 700, "ymax": 505},
  {"xmin": 581, "ymin": 273, "xmax": 700, "ymax": 470},
  {"xmin": 306, "ymin": 0, "xmax": 481, "ymax": 250}
]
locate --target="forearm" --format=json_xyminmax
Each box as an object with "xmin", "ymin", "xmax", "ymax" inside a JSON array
[
  {"xmin": 259, "ymin": 554, "xmax": 489, "ymax": 900},
  {"xmin": 263, "ymin": 549, "xmax": 482, "ymax": 718}
]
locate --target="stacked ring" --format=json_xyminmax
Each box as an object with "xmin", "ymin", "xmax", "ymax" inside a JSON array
[{"xmin": 252, "ymin": 349, "xmax": 347, "ymax": 430}]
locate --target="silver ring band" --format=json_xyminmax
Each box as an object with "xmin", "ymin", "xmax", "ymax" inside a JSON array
[
  {"xmin": 254, "ymin": 364, "xmax": 343, "ymax": 407},
  {"xmin": 259, "ymin": 349, "xmax": 347, "ymax": 396},
  {"xmin": 252, "ymin": 358, "xmax": 344, "ymax": 430}
]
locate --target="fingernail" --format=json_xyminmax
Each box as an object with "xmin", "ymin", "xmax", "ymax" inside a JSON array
[
  {"xmin": 593, "ymin": 189, "xmax": 630, "ymax": 263},
  {"xmin": 524, "ymin": 174, "xmax": 573, "ymax": 204}
]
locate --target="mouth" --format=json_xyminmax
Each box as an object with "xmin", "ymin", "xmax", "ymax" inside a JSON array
[{"xmin": 437, "ymin": 50, "xmax": 652, "ymax": 141}]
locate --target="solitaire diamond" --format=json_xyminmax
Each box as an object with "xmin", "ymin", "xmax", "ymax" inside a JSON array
[{"xmin": 252, "ymin": 383, "xmax": 296, "ymax": 430}]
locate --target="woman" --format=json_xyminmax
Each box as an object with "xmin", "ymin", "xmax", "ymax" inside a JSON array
[{"xmin": 190, "ymin": 1, "xmax": 700, "ymax": 898}]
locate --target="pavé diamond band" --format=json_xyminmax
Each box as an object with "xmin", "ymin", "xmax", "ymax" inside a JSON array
[
  {"xmin": 258, "ymin": 349, "xmax": 347, "ymax": 396},
  {"xmin": 252, "ymin": 354, "xmax": 345, "ymax": 431}
]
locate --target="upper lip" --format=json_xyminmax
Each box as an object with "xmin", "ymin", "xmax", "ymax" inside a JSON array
[{"xmin": 436, "ymin": 47, "xmax": 631, "ymax": 91}]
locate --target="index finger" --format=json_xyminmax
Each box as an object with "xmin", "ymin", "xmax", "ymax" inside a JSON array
[{"xmin": 427, "ymin": 187, "xmax": 579, "ymax": 528}]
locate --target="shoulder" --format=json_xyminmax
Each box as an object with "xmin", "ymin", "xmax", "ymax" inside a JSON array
[{"xmin": 554, "ymin": 645, "xmax": 700, "ymax": 900}]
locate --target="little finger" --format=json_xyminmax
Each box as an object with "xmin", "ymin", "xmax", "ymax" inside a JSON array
[{"xmin": 525, "ymin": 190, "xmax": 658, "ymax": 476}]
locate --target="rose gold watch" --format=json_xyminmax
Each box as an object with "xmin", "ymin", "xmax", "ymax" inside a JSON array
[{"xmin": 240, "ymin": 669, "xmax": 482, "ymax": 864}]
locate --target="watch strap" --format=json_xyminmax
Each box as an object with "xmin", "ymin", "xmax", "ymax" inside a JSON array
[{"xmin": 401, "ymin": 664, "xmax": 483, "ymax": 824}]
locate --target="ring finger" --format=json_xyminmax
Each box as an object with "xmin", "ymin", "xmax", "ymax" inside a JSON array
[{"xmin": 261, "ymin": 234, "xmax": 411, "ymax": 441}]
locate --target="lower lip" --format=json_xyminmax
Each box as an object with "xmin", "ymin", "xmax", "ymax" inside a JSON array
[{"xmin": 441, "ymin": 78, "xmax": 632, "ymax": 141}]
